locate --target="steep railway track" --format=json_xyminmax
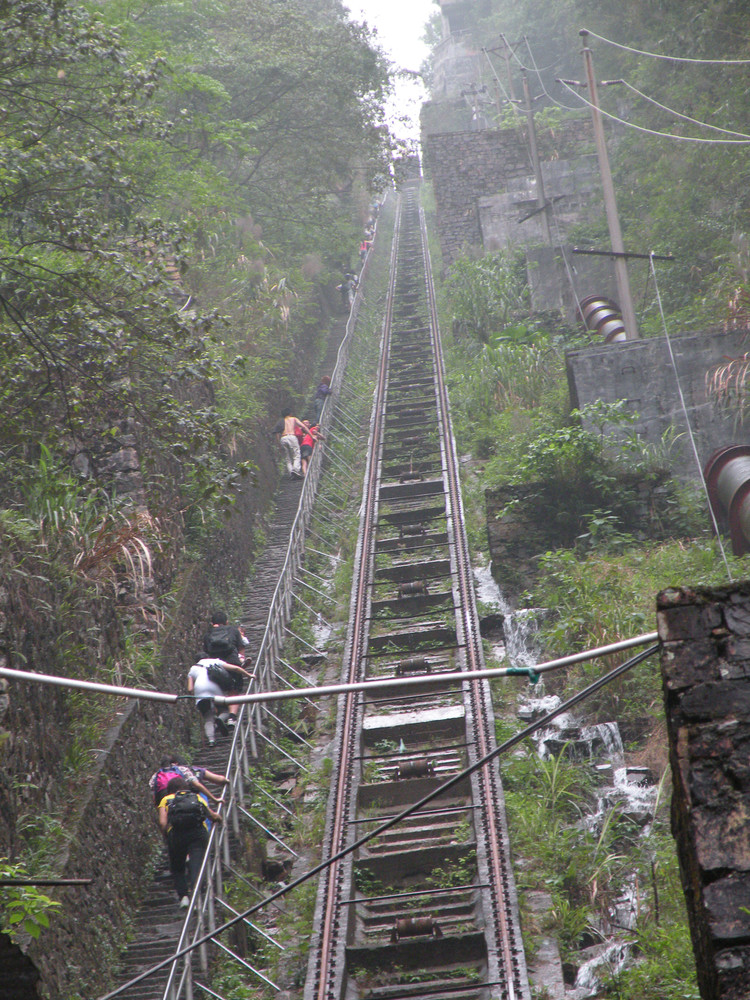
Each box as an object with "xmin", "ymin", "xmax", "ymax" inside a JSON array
[{"xmin": 304, "ymin": 184, "xmax": 530, "ymax": 1000}]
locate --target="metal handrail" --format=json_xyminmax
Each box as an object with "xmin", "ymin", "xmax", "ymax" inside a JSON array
[{"xmin": 157, "ymin": 202, "xmax": 388, "ymax": 999}]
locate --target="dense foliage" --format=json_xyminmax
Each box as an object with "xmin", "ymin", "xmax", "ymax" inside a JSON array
[
  {"xmin": 0, "ymin": 0, "xmax": 391, "ymax": 942},
  {"xmin": 0, "ymin": 0, "xmax": 391, "ymax": 514}
]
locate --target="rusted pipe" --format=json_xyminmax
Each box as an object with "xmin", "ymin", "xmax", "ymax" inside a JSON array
[
  {"xmin": 704, "ymin": 445, "xmax": 750, "ymax": 555},
  {"xmin": 398, "ymin": 581, "xmax": 428, "ymax": 598},
  {"xmin": 390, "ymin": 916, "xmax": 443, "ymax": 942},
  {"xmin": 579, "ymin": 294, "xmax": 626, "ymax": 343},
  {"xmin": 397, "ymin": 758, "xmax": 435, "ymax": 779},
  {"xmin": 395, "ymin": 656, "xmax": 431, "ymax": 675}
]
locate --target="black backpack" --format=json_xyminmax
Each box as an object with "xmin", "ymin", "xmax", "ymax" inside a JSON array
[
  {"xmin": 167, "ymin": 791, "xmax": 206, "ymax": 831},
  {"xmin": 206, "ymin": 662, "xmax": 234, "ymax": 692},
  {"xmin": 205, "ymin": 625, "xmax": 238, "ymax": 661}
]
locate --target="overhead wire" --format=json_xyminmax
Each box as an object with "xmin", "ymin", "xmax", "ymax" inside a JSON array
[
  {"xmin": 98, "ymin": 645, "xmax": 657, "ymax": 1000},
  {"xmin": 513, "ymin": 33, "xmax": 738, "ymax": 564},
  {"xmin": 582, "ymin": 27, "xmax": 750, "ymax": 65},
  {"xmin": 523, "ymin": 36, "xmax": 582, "ymax": 112},
  {"xmin": 557, "ymin": 79, "xmax": 750, "ymax": 144},
  {"xmin": 502, "ymin": 36, "xmax": 588, "ymax": 316},
  {"xmin": 648, "ymin": 253, "xmax": 735, "ymax": 581},
  {"xmin": 621, "ymin": 80, "xmax": 750, "ymax": 139}
]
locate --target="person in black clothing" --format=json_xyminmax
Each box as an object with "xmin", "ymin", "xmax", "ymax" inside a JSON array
[
  {"xmin": 158, "ymin": 776, "xmax": 222, "ymax": 908},
  {"xmin": 312, "ymin": 375, "xmax": 332, "ymax": 423},
  {"xmin": 202, "ymin": 610, "xmax": 251, "ymax": 729},
  {"xmin": 202, "ymin": 609, "xmax": 247, "ymax": 666}
]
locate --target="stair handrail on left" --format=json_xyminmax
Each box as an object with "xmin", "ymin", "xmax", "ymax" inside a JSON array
[{"xmin": 157, "ymin": 203, "xmax": 384, "ymax": 1000}]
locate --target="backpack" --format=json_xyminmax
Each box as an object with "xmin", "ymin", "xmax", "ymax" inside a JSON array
[
  {"xmin": 152, "ymin": 768, "xmax": 182, "ymax": 805},
  {"xmin": 204, "ymin": 625, "xmax": 238, "ymax": 661},
  {"xmin": 206, "ymin": 662, "xmax": 234, "ymax": 692},
  {"xmin": 167, "ymin": 791, "xmax": 206, "ymax": 831}
]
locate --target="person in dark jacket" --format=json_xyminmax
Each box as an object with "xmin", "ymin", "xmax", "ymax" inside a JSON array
[
  {"xmin": 312, "ymin": 376, "xmax": 332, "ymax": 423},
  {"xmin": 158, "ymin": 776, "xmax": 222, "ymax": 908}
]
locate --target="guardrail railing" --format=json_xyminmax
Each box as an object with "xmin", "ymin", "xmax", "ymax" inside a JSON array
[{"xmin": 158, "ymin": 198, "xmax": 390, "ymax": 1000}]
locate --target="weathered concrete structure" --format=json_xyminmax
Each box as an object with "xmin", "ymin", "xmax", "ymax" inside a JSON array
[
  {"xmin": 421, "ymin": 119, "xmax": 595, "ymax": 271},
  {"xmin": 566, "ymin": 327, "xmax": 750, "ymax": 479},
  {"xmin": 658, "ymin": 584, "xmax": 750, "ymax": 1000}
]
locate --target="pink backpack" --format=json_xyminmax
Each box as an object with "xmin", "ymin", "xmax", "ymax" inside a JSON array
[{"xmin": 151, "ymin": 768, "xmax": 182, "ymax": 805}]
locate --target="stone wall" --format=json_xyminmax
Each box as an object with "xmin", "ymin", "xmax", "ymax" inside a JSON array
[
  {"xmin": 421, "ymin": 117, "xmax": 592, "ymax": 268},
  {"xmin": 422, "ymin": 128, "xmax": 530, "ymax": 266},
  {"xmin": 658, "ymin": 584, "xmax": 750, "ymax": 1000}
]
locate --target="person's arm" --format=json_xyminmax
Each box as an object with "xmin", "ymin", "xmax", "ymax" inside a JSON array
[
  {"xmin": 158, "ymin": 804, "xmax": 169, "ymax": 836},
  {"xmin": 202, "ymin": 769, "xmax": 229, "ymax": 788},
  {"xmin": 187, "ymin": 673, "xmax": 196, "ymax": 694},
  {"xmin": 222, "ymin": 661, "xmax": 253, "ymax": 678},
  {"xmin": 189, "ymin": 778, "xmax": 220, "ymax": 805},
  {"xmin": 207, "ymin": 805, "xmax": 223, "ymax": 824}
]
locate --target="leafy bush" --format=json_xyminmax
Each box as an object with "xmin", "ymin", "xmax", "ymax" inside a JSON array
[{"xmin": 445, "ymin": 251, "xmax": 528, "ymax": 345}]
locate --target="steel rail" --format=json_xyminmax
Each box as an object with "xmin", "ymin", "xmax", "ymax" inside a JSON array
[
  {"xmin": 312, "ymin": 193, "xmax": 403, "ymax": 1000},
  {"xmin": 306, "ymin": 184, "xmax": 529, "ymax": 1000},
  {"xmin": 422, "ymin": 206, "xmax": 526, "ymax": 998},
  {"xmin": 98, "ymin": 648, "xmax": 656, "ymax": 1000}
]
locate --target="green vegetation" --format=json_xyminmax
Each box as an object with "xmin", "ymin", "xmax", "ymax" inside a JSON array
[
  {"xmin": 436, "ymin": 236, "xmax": 711, "ymax": 995},
  {"xmin": 0, "ymin": 861, "xmax": 61, "ymax": 942},
  {"xmin": 502, "ymin": 748, "xmax": 698, "ymax": 993}
]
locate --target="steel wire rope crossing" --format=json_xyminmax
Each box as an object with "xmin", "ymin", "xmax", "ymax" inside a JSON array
[
  {"xmin": 420, "ymin": 206, "xmax": 528, "ymax": 999},
  {"xmin": 309, "ymin": 191, "xmax": 403, "ymax": 1000}
]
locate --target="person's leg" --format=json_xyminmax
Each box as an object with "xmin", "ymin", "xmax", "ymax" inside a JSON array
[
  {"xmin": 167, "ymin": 831, "xmax": 190, "ymax": 900},
  {"xmin": 289, "ymin": 435, "xmax": 301, "ymax": 474},
  {"xmin": 185, "ymin": 828, "xmax": 210, "ymax": 895},
  {"xmin": 280, "ymin": 435, "xmax": 294, "ymax": 473},
  {"xmin": 196, "ymin": 698, "xmax": 216, "ymax": 744}
]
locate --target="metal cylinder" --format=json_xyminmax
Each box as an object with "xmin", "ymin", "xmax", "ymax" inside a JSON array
[
  {"xmin": 397, "ymin": 758, "xmax": 435, "ymax": 779},
  {"xmin": 400, "ymin": 523, "xmax": 425, "ymax": 537},
  {"xmin": 391, "ymin": 916, "xmax": 442, "ymax": 942},
  {"xmin": 579, "ymin": 294, "xmax": 626, "ymax": 343},
  {"xmin": 395, "ymin": 656, "xmax": 430, "ymax": 675},
  {"xmin": 398, "ymin": 581, "xmax": 428, "ymax": 598},
  {"xmin": 704, "ymin": 445, "xmax": 750, "ymax": 555}
]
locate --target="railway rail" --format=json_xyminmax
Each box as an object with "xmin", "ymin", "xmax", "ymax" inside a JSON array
[{"xmin": 304, "ymin": 185, "xmax": 531, "ymax": 1000}]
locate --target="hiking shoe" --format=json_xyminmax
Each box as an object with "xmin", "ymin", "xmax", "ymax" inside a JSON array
[
  {"xmin": 225, "ymin": 715, "xmax": 236, "ymax": 728},
  {"xmin": 208, "ymin": 739, "xmax": 216, "ymax": 747},
  {"xmin": 179, "ymin": 896, "xmax": 190, "ymax": 909}
]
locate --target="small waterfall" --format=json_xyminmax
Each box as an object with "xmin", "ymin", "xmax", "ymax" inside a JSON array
[
  {"xmin": 574, "ymin": 941, "xmax": 631, "ymax": 996},
  {"xmin": 473, "ymin": 561, "xmax": 544, "ymax": 667},
  {"xmin": 473, "ymin": 560, "xmax": 657, "ymax": 995}
]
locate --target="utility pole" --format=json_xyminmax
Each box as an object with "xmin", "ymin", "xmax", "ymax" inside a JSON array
[
  {"xmin": 521, "ymin": 67, "xmax": 551, "ymax": 244},
  {"xmin": 579, "ymin": 29, "xmax": 639, "ymax": 340}
]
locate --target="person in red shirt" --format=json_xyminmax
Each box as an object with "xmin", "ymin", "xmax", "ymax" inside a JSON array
[{"xmin": 299, "ymin": 422, "xmax": 324, "ymax": 476}]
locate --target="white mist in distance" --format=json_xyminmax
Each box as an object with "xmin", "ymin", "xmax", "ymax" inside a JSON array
[{"xmin": 346, "ymin": 0, "xmax": 437, "ymax": 142}]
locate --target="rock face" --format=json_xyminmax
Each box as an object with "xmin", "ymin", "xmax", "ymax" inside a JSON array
[{"xmin": 658, "ymin": 583, "xmax": 750, "ymax": 1000}]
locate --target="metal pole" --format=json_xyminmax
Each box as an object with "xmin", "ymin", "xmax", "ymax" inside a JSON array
[
  {"xmin": 522, "ymin": 67, "xmax": 551, "ymax": 244},
  {"xmin": 580, "ymin": 29, "xmax": 639, "ymax": 339},
  {"xmin": 218, "ymin": 631, "xmax": 659, "ymax": 707}
]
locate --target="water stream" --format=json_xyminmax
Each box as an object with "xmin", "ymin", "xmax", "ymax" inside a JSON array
[{"xmin": 474, "ymin": 560, "xmax": 658, "ymax": 996}]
